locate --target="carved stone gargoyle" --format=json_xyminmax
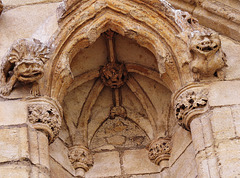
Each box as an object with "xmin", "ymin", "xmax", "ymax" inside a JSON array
[
  {"xmin": 189, "ymin": 30, "xmax": 227, "ymax": 81},
  {"xmin": 0, "ymin": 39, "xmax": 50, "ymax": 96},
  {"xmin": 175, "ymin": 10, "xmax": 227, "ymax": 81}
]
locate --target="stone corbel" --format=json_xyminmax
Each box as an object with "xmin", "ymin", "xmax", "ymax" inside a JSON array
[
  {"xmin": 173, "ymin": 85, "xmax": 209, "ymax": 131},
  {"xmin": 68, "ymin": 145, "xmax": 93, "ymax": 176},
  {"xmin": 27, "ymin": 97, "xmax": 62, "ymax": 143},
  {"xmin": 148, "ymin": 138, "xmax": 172, "ymax": 170}
]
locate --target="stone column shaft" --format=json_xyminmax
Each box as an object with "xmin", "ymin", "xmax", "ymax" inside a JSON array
[
  {"xmin": 0, "ymin": 97, "xmax": 62, "ymax": 178},
  {"xmin": 173, "ymin": 86, "xmax": 220, "ymax": 178},
  {"xmin": 190, "ymin": 114, "xmax": 220, "ymax": 178}
]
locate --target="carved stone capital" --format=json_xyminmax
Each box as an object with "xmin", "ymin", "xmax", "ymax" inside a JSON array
[
  {"xmin": 148, "ymin": 138, "xmax": 172, "ymax": 166},
  {"xmin": 68, "ymin": 146, "xmax": 93, "ymax": 173},
  {"xmin": 174, "ymin": 86, "xmax": 208, "ymax": 130},
  {"xmin": 27, "ymin": 97, "xmax": 62, "ymax": 143}
]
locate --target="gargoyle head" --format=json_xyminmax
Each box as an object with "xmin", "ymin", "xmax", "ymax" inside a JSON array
[
  {"xmin": 6, "ymin": 38, "xmax": 50, "ymax": 83},
  {"xmin": 190, "ymin": 31, "xmax": 221, "ymax": 56}
]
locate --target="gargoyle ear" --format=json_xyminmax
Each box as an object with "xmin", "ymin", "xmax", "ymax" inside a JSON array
[
  {"xmin": 33, "ymin": 38, "xmax": 42, "ymax": 45},
  {"xmin": 8, "ymin": 56, "xmax": 19, "ymax": 64}
]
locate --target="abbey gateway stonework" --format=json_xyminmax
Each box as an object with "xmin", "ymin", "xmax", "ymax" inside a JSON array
[{"xmin": 0, "ymin": 0, "xmax": 239, "ymax": 177}]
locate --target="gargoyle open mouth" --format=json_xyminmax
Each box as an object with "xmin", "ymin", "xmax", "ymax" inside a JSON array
[
  {"xmin": 21, "ymin": 72, "xmax": 42, "ymax": 78},
  {"xmin": 196, "ymin": 45, "xmax": 218, "ymax": 52}
]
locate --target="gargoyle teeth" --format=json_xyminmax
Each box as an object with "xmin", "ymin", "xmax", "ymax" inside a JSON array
[
  {"xmin": 196, "ymin": 46, "xmax": 213, "ymax": 52},
  {"xmin": 21, "ymin": 72, "xmax": 42, "ymax": 78}
]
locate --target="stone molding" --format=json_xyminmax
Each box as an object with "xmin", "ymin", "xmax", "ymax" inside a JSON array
[
  {"xmin": 148, "ymin": 138, "xmax": 172, "ymax": 166},
  {"xmin": 0, "ymin": 38, "xmax": 50, "ymax": 97},
  {"xmin": 27, "ymin": 97, "xmax": 62, "ymax": 143},
  {"xmin": 68, "ymin": 145, "xmax": 93, "ymax": 173},
  {"xmin": 173, "ymin": 85, "xmax": 208, "ymax": 130},
  {"xmin": 168, "ymin": 0, "xmax": 240, "ymax": 41}
]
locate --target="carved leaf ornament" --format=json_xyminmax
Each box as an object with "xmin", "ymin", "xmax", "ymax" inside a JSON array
[
  {"xmin": 28, "ymin": 103, "xmax": 61, "ymax": 142},
  {"xmin": 175, "ymin": 89, "xmax": 208, "ymax": 130},
  {"xmin": 148, "ymin": 138, "xmax": 172, "ymax": 165},
  {"xmin": 68, "ymin": 146, "xmax": 93, "ymax": 172},
  {"xmin": 100, "ymin": 62, "xmax": 128, "ymax": 89}
]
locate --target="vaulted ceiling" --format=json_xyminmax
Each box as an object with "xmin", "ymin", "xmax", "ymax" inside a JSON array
[{"xmin": 61, "ymin": 31, "xmax": 173, "ymax": 148}]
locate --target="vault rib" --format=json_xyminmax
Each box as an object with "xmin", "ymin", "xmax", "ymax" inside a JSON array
[
  {"xmin": 126, "ymin": 75, "xmax": 157, "ymax": 136},
  {"xmin": 73, "ymin": 79, "xmax": 104, "ymax": 146},
  {"xmin": 67, "ymin": 70, "xmax": 100, "ymax": 92}
]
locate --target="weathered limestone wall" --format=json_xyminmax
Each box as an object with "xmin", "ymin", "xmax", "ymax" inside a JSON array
[
  {"xmin": 168, "ymin": 0, "xmax": 240, "ymax": 42},
  {"xmin": 0, "ymin": 0, "xmax": 59, "ymax": 59},
  {"xmin": 0, "ymin": 101, "xmax": 51, "ymax": 177}
]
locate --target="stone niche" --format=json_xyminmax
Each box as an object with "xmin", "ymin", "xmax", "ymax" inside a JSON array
[{"xmin": 55, "ymin": 32, "xmax": 174, "ymax": 177}]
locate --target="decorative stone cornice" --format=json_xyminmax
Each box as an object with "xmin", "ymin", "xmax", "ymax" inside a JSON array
[
  {"xmin": 68, "ymin": 145, "xmax": 93, "ymax": 174},
  {"xmin": 168, "ymin": 0, "xmax": 240, "ymax": 41},
  {"xmin": 148, "ymin": 138, "xmax": 172, "ymax": 166},
  {"xmin": 173, "ymin": 85, "xmax": 208, "ymax": 130},
  {"xmin": 27, "ymin": 97, "xmax": 62, "ymax": 143}
]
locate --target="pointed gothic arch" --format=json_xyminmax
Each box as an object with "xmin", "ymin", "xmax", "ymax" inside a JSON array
[{"xmin": 43, "ymin": 0, "xmax": 195, "ymax": 103}]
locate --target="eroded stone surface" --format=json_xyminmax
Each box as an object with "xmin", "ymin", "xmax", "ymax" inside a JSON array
[
  {"xmin": 122, "ymin": 149, "xmax": 160, "ymax": 175},
  {"xmin": 0, "ymin": 3, "xmax": 59, "ymax": 60},
  {"xmin": 170, "ymin": 143, "xmax": 198, "ymax": 178},
  {"xmin": 209, "ymin": 81, "xmax": 240, "ymax": 106},
  {"xmin": 90, "ymin": 117, "xmax": 150, "ymax": 150},
  {"xmin": 0, "ymin": 127, "xmax": 29, "ymax": 162},
  {"xmin": 2, "ymin": 0, "xmax": 61, "ymax": 6},
  {"xmin": 85, "ymin": 151, "xmax": 121, "ymax": 178},
  {"xmin": 0, "ymin": 101, "xmax": 27, "ymax": 125}
]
